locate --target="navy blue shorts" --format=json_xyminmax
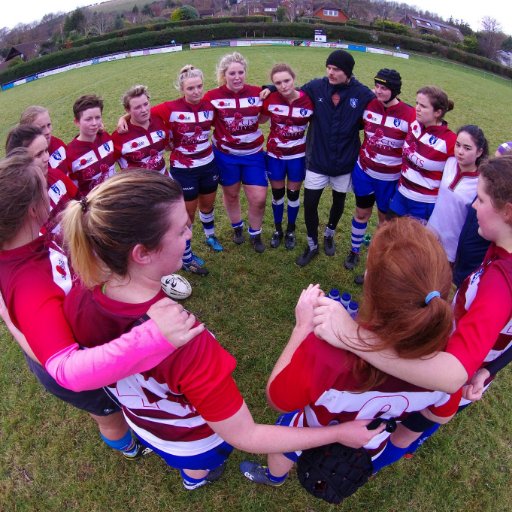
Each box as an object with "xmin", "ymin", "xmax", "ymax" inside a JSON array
[
  {"xmin": 352, "ymin": 162, "xmax": 397, "ymax": 213},
  {"xmin": 137, "ymin": 436, "xmax": 233, "ymax": 470},
  {"xmin": 388, "ymin": 190, "xmax": 435, "ymax": 221},
  {"xmin": 170, "ymin": 160, "xmax": 219, "ymax": 202},
  {"xmin": 266, "ymin": 155, "xmax": 306, "ymax": 183},
  {"xmin": 25, "ymin": 355, "xmax": 120, "ymax": 416},
  {"xmin": 213, "ymin": 148, "xmax": 267, "ymax": 187}
]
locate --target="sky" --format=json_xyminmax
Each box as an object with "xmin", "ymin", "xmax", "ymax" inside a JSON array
[{"xmin": 2, "ymin": 0, "xmax": 512, "ymax": 36}]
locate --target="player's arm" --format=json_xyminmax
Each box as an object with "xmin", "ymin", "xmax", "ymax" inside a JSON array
[
  {"xmin": 312, "ymin": 296, "xmax": 467, "ymax": 393},
  {"xmin": 13, "ymin": 277, "xmax": 202, "ymax": 391},
  {"xmin": 116, "ymin": 113, "xmax": 130, "ymax": 134},
  {"xmin": 208, "ymin": 401, "xmax": 385, "ymax": 453},
  {"xmin": 0, "ymin": 291, "xmax": 39, "ymax": 362}
]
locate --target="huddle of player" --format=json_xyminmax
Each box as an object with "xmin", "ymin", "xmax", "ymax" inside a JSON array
[{"xmin": 1, "ymin": 49, "xmax": 511, "ymax": 501}]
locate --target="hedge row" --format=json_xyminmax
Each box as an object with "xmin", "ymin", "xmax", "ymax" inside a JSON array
[
  {"xmin": 71, "ymin": 16, "xmax": 273, "ymax": 48},
  {"xmin": 1, "ymin": 21, "xmax": 510, "ymax": 85}
]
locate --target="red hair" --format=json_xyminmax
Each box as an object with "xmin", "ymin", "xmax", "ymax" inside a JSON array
[{"xmin": 354, "ymin": 217, "xmax": 453, "ymax": 389}]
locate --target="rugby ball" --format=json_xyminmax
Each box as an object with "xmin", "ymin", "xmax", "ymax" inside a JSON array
[{"xmin": 161, "ymin": 274, "xmax": 192, "ymax": 300}]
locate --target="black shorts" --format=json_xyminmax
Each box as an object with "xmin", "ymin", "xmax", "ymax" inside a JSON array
[
  {"xmin": 170, "ymin": 160, "xmax": 219, "ymax": 201},
  {"xmin": 25, "ymin": 355, "xmax": 120, "ymax": 416}
]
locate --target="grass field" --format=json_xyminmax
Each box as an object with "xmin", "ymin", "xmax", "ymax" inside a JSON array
[{"xmin": 0, "ymin": 47, "xmax": 511, "ymax": 512}]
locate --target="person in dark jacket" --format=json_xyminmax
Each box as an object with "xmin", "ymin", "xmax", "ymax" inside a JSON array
[{"xmin": 295, "ymin": 50, "xmax": 374, "ymax": 266}]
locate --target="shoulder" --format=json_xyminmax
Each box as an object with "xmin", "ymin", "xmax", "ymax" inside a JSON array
[
  {"xmin": 245, "ymin": 84, "xmax": 262, "ymax": 95},
  {"xmin": 97, "ymin": 131, "xmax": 113, "ymax": 144},
  {"xmin": 49, "ymin": 135, "xmax": 66, "ymax": 150}
]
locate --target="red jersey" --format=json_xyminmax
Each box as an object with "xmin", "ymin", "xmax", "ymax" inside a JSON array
[
  {"xmin": 359, "ymin": 99, "xmax": 415, "ymax": 181},
  {"xmin": 64, "ymin": 286, "xmax": 244, "ymax": 456},
  {"xmin": 262, "ymin": 90, "xmax": 313, "ymax": 160},
  {"xmin": 67, "ymin": 131, "xmax": 117, "ymax": 195},
  {"xmin": 447, "ymin": 244, "xmax": 512, "ymax": 379},
  {"xmin": 398, "ymin": 120, "xmax": 456, "ymax": 203},
  {"xmin": 44, "ymin": 168, "xmax": 79, "ymax": 246},
  {"xmin": 269, "ymin": 333, "xmax": 460, "ymax": 457},
  {"xmin": 0, "ymin": 236, "xmax": 74, "ymax": 366},
  {"xmin": 48, "ymin": 135, "xmax": 69, "ymax": 174},
  {"xmin": 151, "ymin": 98, "xmax": 214, "ymax": 169},
  {"xmin": 112, "ymin": 117, "xmax": 168, "ymax": 174},
  {"xmin": 204, "ymin": 84, "xmax": 264, "ymax": 156}
]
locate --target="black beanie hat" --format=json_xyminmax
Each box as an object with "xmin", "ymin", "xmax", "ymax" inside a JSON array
[
  {"xmin": 326, "ymin": 50, "xmax": 355, "ymax": 78},
  {"xmin": 374, "ymin": 68, "xmax": 402, "ymax": 100}
]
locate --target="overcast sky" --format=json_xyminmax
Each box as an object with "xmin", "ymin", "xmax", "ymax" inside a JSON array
[{"xmin": 2, "ymin": 0, "xmax": 512, "ymax": 36}]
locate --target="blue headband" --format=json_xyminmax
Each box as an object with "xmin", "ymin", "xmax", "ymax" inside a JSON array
[{"xmin": 425, "ymin": 291, "xmax": 441, "ymax": 305}]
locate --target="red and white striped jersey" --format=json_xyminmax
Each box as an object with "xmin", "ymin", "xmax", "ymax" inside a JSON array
[
  {"xmin": 269, "ymin": 333, "xmax": 460, "ymax": 456},
  {"xmin": 428, "ymin": 157, "xmax": 479, "ymax": 262},
  {"xmin": 44, "ymin": 168, "xmax": 79, "ymax": 245},
  {"xmin": 48, "ymin": 135, "xmax": 70, "ymax": 174},
  {"xmin": 204, "ymin": 84, "xmax": 264, "ymax": 156},
  {"xmin": 112, "ymin": 117, "xmax": 168, "ymax": 174},
  {"xmin": 448, "ymin": 244, "xmax": 512, "ymax": 379},
  {"xmin": 398, "ymin": 120, "xmax": 456, "ymax": 203},
  {"xmin": 67, "ymin": 131, "xmax": 117, "ymax": 195},
  {"xmin": 262, "ymin": 90, "xmax": 313, "ymax": 160},
  {"xmin": 65, "ymin": 287, "xmax": 244, "ymax": 457},
  {"xmin": 151, "ymin": 98, "xmax": 214, "ymax": 169},
  {"xmin": 359, "ymin": 99, "xmax": 415, "ymax": 181}
]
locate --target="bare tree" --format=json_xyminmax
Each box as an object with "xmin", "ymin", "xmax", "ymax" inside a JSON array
[{"xmin": 478, "ymin": 16, "xmax": 506, "ymax": 60}]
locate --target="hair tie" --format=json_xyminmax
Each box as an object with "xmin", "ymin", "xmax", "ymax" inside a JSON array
[
  {"xmin": 425, "ymin": 291, "xmax": 440, "ymax": 305},
  {"xmin": 80, "ymin": 197, "xmax": 88, "ymax": 213}
]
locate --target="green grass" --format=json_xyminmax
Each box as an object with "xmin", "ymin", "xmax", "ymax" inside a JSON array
[{"xmin": 0, "ymin": 47, "xmax": 512, "ymax": 512}]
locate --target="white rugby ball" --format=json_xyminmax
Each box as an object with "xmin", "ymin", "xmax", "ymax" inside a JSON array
[{"xmin": 161, "ymin": 274, "xmax": 192, "ymax": 300}]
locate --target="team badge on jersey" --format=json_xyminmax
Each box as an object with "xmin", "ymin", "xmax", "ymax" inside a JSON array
[
  {"xmin": 350, "ymin": 98, "xmax": 359, "ymax": 108},
  {"xmin": 98, "ymin": 141, "xmax": 113, "ymax": 159},
  {"xmin": 394, "ymin": 118, "xmax": 402, "ymax": 127},
  {"xmin": 51, "ymin": 150, "xmax": 62, "ymax": 161},
  {"xmin": 248, "ymin": 97, "xmax": 256, "ymax": 105},
  {"xmin": 429, "ymin": 135, "xmax": 438, "ymax": 145},
  {"xmin": 300, "ymin": 108, "xmax": 308, "ymax": 117}
]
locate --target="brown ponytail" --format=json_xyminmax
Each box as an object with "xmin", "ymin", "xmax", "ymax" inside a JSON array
[{"xmin": 62, "ymin": 169, "xmax": 183, "ymax": 288}]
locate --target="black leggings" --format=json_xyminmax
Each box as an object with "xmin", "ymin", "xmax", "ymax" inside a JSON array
[{"xmin": 303, "ymin": 187, "xmax": 347, "ymax": 241}]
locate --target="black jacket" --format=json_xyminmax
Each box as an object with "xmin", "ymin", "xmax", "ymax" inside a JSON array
[{"xmin": 302, "ymin": 76, "xmax": 374, "ymax": 177}]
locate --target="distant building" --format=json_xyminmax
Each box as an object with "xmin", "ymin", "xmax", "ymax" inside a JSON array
[
  {"xmin": 312, "ymin": 3, "xmax": 349, "ymax": 23},
  {"xmin": 0, "ymin": 42, "xmax": 41, "ymax": 72},
  {"xmin": 497, "ymin": 50, "xmax": 512, "ymax": 68},
  {"xmin": 400, "ymin": 14, "xmax": 463, "ymax": 41}
]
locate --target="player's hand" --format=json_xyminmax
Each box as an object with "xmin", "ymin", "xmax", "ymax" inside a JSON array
[
  {"xmin": 335, "ymin": 420, "xmax": 386, "ymax": 449},
  {"xmin": 259, "ymin": 88, "xmax": 271, "ymax": 100},
  {"xmin": 462, "ymin": 368, "xmax": 490, "ymax": 401},
  {"xmin": 117, "ymin": 115, "xmax": 129, "ymax": 134},
  {"xmin": 295, "ymin": 284, "xmax": 323, "ymax": 332},
  {"xmin": 147, "ymin": 298, "xmax": 205, "ymax": 348},
  {"xmin": 313, "ymin": 296, "xmax": 356, "ymax": 350}
]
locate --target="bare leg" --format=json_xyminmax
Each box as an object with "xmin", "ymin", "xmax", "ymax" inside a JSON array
[
  {"xmin": 222, "ymin": 182, "xmax": 242, "ymax": 224},
  {"xmin": 244, "ymin": 184, "xmax": 267, "ymax": 230},
  {"xmin": 267, "ymin": 452, "xmax": 294, "ymax": 477},
  {"xmin": 89, "ymin": 410, "xmax": 129, "ymax": 440},
  {"xmin": 185, "ymin": 198, "xmax": 199, "ymax": 225}
]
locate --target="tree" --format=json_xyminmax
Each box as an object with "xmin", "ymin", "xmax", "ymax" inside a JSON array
[
  {"xmin": 114, "ymin": 14, "xmax": 124, "ymax": 31},
  {"xmin": 171, "ymin": 5, "xmax": 199, "ymax": 20},
  {"xmin": 502, "ymin": 36, "xmax": 512, "ymax": 52},
  {"xmin": 478, "ymin": 16, "xmax": 507, "ymax": 60},
  {"xmin": 63, "ymin": 8, "xmax": 86, "ymax": 35},
  {"xmin": 276, "ymin": 6, "xmax": 286, "ymax": 22},
  {"xmin": 142, "ymin": 4, "xmax": 152, "ymax": 16}
]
